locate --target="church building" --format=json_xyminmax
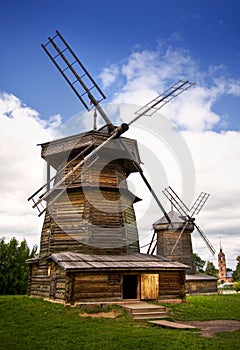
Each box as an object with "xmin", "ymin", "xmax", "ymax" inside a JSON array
[{"xmin": 218, "ymin": 244, "xmax": 232, "ymax": 283}]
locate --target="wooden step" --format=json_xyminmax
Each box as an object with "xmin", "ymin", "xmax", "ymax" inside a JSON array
[
  {"xmin": 149, "ymin": 320, "xmax": 198, "ymax": 329},
  {"xmin": 121, "ymin": 302, "xmax": 168, "ymax": 321},
  {"xmin": 133, "ymin": 312, "xmax": 168, "ymax": 321},
  {"xmin": 131, "ymin": 307, "xmax": 166, "ymax": 314}
]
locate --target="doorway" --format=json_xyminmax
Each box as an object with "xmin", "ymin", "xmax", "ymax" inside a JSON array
[{"xmin": 122, "ymin": 275, "xmax": 138, "ymax": 299}]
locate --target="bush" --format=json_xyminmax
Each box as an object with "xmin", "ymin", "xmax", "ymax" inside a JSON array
[{"xmin": 234, "ymin": 282, "xmax": 240, "ymax": 292}]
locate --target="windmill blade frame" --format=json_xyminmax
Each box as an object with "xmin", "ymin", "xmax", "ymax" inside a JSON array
[
  {"xmin": 163, "ymin": 186, "xmax": 215, "ymax": 256},
  {"xmin": 193, "ymin": 222, "xmax": 215, "ymax": 255},
  {"xmin": 42, "ymin": 30, "xmax": 114, "ymax": 129},
  {"xmin": 189, "ymin": 192, "xmax": 210, "ymax": 217},
  {"xmin": 30, "ymin": 30, "xmax": 195, "ymax": 224},
  {"xmin": 162, "ymin": 186, "xmax": 190, "ymax": 217},
  {"xmin": 128, "ymin": 80, "xmax": 195, "ymax": 126}
]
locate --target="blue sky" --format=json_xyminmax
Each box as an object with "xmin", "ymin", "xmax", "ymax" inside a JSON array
[
  {"xmin": 0, "ymin": 0, "xmax": 240, "ymax": 269},
  {"xmin": 1, "ymin": 0, "xmax": 240, "ymax": 127}
]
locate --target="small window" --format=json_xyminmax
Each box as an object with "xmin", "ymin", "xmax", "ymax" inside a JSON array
[{"xmin": 108, "ymin": 273, "xmax": 121, "ymax": 285}]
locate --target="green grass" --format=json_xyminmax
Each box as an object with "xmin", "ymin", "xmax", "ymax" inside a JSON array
[
  {"xmin": 163, "ymin": 294, "xmax": 240, "ymax": 321},
  {"xmin": 0, "ymin": 295, "xmax": 239, "ymax": 350}
]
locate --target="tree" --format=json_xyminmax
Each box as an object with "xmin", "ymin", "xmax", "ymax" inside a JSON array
[
  {"xmin": 232, "ymin": 256, "xmax": 240, "ymax": 282},
  {"xmin": 0, "ymin": 237, "xmax": 37, "ymax": 295},
  {"xmin": 193, "ymin": 253, "xmax": 205, "ymax": 273},
  {"xmin": 205, "ymin": 261, "xmax": 218, "ymax": 277}
]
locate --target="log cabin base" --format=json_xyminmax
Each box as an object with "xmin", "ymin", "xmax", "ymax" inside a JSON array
[{"xmin": 27, "ymin": 252, "xmax": 188, "ymax": 305}]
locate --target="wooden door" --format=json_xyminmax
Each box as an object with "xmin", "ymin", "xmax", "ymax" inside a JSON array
[{"xmin": 141, "ymin": 274, "xmax": 159, "ymax": 300}]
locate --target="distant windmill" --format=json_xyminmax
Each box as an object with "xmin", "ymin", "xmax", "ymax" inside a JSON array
[{"xmin": 152, "ymin": 186, "xmax": 215, "ymax": 274}]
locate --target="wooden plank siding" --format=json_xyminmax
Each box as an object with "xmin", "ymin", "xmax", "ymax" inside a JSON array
[
  {"xmin": 155, "ymin": 222, "xmax": 195, "ymax": 274},
  {"xmin": 39, "ymin": 188, "xmax": 139, "ymax": 257}
]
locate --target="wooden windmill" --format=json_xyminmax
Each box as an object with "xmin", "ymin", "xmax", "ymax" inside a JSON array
[
  {"xmin": 27, "ymin": 31, "xmax": 195, "ymax": 303},
  {"xmin": 28, "ymin": 31, "xmax": 194, "ymax": 257},
  {"xmin": 153, "ymin": 186, "xmax": 215, "ymax": 274}
]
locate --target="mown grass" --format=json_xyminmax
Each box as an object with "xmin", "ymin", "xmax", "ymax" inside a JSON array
[
  {"xmin": 0, "ymin": 294, "xmax": 239, "ymax": 350},
  {"xmin": 163, "ymin": 294, "xmax": 240, "ymax": 321}
]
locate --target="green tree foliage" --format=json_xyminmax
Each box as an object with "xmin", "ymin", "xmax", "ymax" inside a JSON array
[
  {"xmin": 205, "ymin": 261, "xmax": 218, "ymax": 277},
  {"xmin": 232, "ymin": 256, "xmax": 240, "ymax": 282},
  {"xmin": 235, "ymin": 282, "xmax": 240, "ymax": 291},
  {"xmin": 0, "ymin": 237, "xmax": 37, "ymax": 295},
  {"xmin": 193, "ymin": 253, "xmax": 205, "ymax": 273}
]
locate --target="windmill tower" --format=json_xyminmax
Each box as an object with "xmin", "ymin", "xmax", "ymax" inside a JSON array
[
  {"xmin": 153, "ymin": 211, "xmax": 195, "ymax": 273},
  {"xmin": 151, "ymin": 186, "xmax": 215, "ymax": 274},
  {"xmin": 27, "ymin": 31, "xmax": 195, "ymax": 304},
  {"xmin": 36, "ymin": 127, "xmax": 142, "ymax": 256}
]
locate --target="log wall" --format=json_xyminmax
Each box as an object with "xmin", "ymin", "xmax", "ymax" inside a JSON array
[
  {"xmin": 159, "ymin": 270, "xmax": 185, "ymax": 299},
  {"xmin": 186, "ymin": 279, "xmax": 218, "ymax": 294},
  {"xmin": 28, "ymin": 260, "xmax": 49, "ymax": 299},
  {"xmin": 72, "ymin": 272, "xmax": 122, "ymax": 303},
  {"xmin": 28, "ymin": 260, "xmax": 68, "ymax": 303}
]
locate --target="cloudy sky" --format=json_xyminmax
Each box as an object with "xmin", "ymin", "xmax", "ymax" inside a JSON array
[{"xmin": 1, "ymin": 1, "xmax": 239, "ymax": 269}]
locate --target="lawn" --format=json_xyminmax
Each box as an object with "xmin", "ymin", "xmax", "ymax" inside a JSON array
[{"xmin": 0, "ymin": 294, "xmax": 240, "ymax": 350}]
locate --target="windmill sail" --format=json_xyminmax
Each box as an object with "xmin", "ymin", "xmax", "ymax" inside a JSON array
[
  {"xmin": 163, "ymin": 186, "xmax": 215, "ymax": 255},
  {"xmin": 42, "ymin": 30, "xmax": 114, "ymax": 128},
  {"xmin": 189, "ymin": 191, "xmax": 210, "ymax": 216},
  {"xmin": 162, "ymin": 186, "xmax": 189, "ymax": 216},
  {"xmin": 129, "ymin": 80, "xmax": 195, "ymax": 125},
  {"xmin": 194, "ymin": 223, "xmax": 215, "ymax": 255}
]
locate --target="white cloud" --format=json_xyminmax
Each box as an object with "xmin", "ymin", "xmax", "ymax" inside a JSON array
[
  {"xmin": 0, "ymin": 92, "xmax": 61, "ymax": 248},
  {"xmin": 98, "ymin": 43, "xmax": 240, "ymax": 269},
  {"xmin": 99, "ymin": 63, "xmax": 119, "ymax": 88},
  {"xmin": 101, "ymin": 45, "xmax": 200, "ymax": 106},
  {"xmin": 181, "ymin": 130, "xmax": 240, "ymax": 269},
  {"xmin": 226, "ymin": 79, "xmax": 240, "ymax": 96},
  {"xmin": 100, "ymin": 43, "xmax": 240, "ymax": 132},
  {"xmin": 163, "ymin": 85, "xmax": 221, "ymax": 131}
]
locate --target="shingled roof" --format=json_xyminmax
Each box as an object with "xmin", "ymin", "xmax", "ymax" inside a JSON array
[{"xmin": 45, "ymin": 252, "xmax": 189, "ymax": 272}]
